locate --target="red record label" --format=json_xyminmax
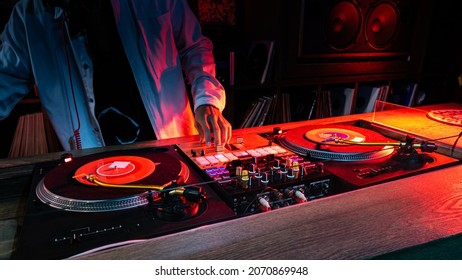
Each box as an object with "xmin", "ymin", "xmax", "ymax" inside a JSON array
[{"xmin": 74, "ymin": 156, "xmax": 157, "ymax": 186}]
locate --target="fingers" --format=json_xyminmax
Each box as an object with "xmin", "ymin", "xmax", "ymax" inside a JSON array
[
  {"xmin": 195, "ymin": 105, "xmax": 232, "ymax": 147},
  {"xmin": 217, "ymin": 115, "xmax": 232, "ymax": 145},
  {"xmin": 196, "ymin": 117, "xmax": 212, "ymax": 146},
  {"xmin": 194, "ymin": 120, "xmax": 206, "ymax": 144},
  {"xmin": 208, "ymin": 114, "xmax": 221, "ymax": 147},
  {"xmin": 210, "ymin": 114, "xmax": 232, "ymax": 146},
  {"xmin": 195, "ymin": 106, "xmax": 213, "ymax": 146}
]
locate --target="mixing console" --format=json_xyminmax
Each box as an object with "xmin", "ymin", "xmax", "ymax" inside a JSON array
[{"xmin": 187, "ymin": 144, "xmax": 332, "ymax": 215}]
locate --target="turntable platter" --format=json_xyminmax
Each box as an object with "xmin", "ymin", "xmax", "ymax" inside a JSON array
[
  {"xmin": 36, "ymin": 150, "xmax": 190, "ymax": 212},
  {"xmin": 278, "ymin": 125, "xmax": 394, "ymax": 161}
]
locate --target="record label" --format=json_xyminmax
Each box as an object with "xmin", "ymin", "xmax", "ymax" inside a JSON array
[
  {"xmin": 97, "ymin": 161, "xmax": 135, "ymax": 177},
  {"xmin": 74, "ymin": 156, "xmax": 157, "ymax": 185},
  {"xmin": 304, "ymin": 127, "xmax": 366, "ymax": 145}
]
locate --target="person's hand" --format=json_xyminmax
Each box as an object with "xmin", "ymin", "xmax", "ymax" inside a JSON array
[{"xmin": 194, "ymin": 105, "xmax": 232, "ymax": 147}]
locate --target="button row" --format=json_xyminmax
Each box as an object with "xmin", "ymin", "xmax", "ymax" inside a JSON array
[{"xmin": 195, "ymin": 145, "xmax": 288, "ymax": 167}]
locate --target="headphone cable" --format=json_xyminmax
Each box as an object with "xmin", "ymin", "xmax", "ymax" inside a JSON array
[{"xmin": 62, "ymin": 12, "xmax": 82, "ymax": 149}]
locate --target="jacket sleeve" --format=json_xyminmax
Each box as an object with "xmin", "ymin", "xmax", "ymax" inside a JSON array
[
  {"xmin": 0, "ymin": 2, "xmax": 33, "ymax": 120},
  {"xmin": 170, "ymin": 0, "xmax": 226, "ymax": 112}
]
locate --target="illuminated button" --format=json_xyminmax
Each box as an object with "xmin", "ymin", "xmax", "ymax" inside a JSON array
[
  {"xmin": 205, "ymin": 156, "xmax": 220, "ymax": 164},
  {"xmin": 223, "ymin": 153, "xmax": 238, "ymax": 161},
  {"xmin": 206, "ymin": 169, "xmax": 218, "ymax": 176},
  {"xmin": 214, "ymin": 154, "xmax": 229, "ymax": 163},
  {"xmin": 196, "ymin": 157, "xmax": 210, "ymax": 166},
  {"xmin": 255, "ymin": 148, "xmax": 270, "ymax": 156},
  {"xmin": 196, "ymin": 160, "xmax": 210, "ymax": 167},
  {"xmin": 262, "ymin": 147, "xmax": 278, "ymax": 154},
  {"xmin": 232, "ymin": 151, "xmax": 249, "ymax": 157},
  {"xmin": 272, "ymin": 146, "xmax": 287, "ymax": 153},
  {"xmin": 216, "ymin": 167, "xmax": 229, "ymax": 176},
  {"xmin": 247, "ymin": 149, "xmax": 261, "ymax": 157}
]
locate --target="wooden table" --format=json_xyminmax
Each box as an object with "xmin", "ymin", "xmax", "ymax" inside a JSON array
[{"xmin": 1, "ymin": 103, "xmax": 462, "ymax": 259}]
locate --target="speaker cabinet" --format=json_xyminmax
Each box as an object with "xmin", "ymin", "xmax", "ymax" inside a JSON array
[
  {"xmin": 282, "ymin": 0, "xmax": 431, "ymax": 80},
  {"xmin": 302, "ymin": 0, "xmax": 415, "ymax": 56}
]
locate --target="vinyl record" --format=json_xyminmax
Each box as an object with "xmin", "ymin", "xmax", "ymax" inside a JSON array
[
  {"xmin": 278, "ymin": 124, "xmax": 394, "ymax": 161},
  {"xmin": 74, "ymin": 156, "xmax": 156, "ymax": 186},
  {"xmin": 36, "ymin": 150, "xmax": 190, "ymax": 211},
  {"xmin": 304, "ymin": 127, "xmax": 366, "ymax": 145},
  {"xmin": 427, "ymin": 110, "xmax": 462, "ymax": 126}
]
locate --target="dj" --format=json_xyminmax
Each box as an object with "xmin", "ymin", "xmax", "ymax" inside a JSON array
[{"xmin": 0, "ymin": 0, "xmax": 232, "ymax": 150}]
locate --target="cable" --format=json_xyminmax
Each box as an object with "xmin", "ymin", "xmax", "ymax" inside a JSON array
[
  {"xmin": 62, "ymin": 12, "xmax": 82, "ymax": 149},
  {"xmin": 450, "ymin": 132, "xmax": 462, "ymax": 158}
]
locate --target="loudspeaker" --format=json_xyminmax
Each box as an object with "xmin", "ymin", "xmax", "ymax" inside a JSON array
[{"xmin": 300, "ymin": 0, "xmax": 418, "ymax": 60}]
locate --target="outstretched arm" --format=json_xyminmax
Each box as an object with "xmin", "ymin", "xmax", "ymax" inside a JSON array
[{"xmin": 170, "ymin": 0, "xmax": 232, "ymax": 145}]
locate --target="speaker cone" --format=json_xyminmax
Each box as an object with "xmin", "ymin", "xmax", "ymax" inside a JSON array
[
  {"xmin": 324, "ymin": 1, "xmax": 362, "ymax": 50},
  {"xmin": 365, "ymin": 1, "xmax": 400, "ymax": 50}
]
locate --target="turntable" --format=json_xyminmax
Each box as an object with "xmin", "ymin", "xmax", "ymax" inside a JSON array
[
  {"xmin": 275, "ymin": 121, "xmax": 459, "ymax": 189},
  {"xmin": 13, "ymin": 146, "xmax": 235, "ymax": 259}
]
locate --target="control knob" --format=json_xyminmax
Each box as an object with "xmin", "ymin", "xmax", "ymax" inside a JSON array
[
  {"xmin": 258, "ymin": 197, "xmax": 271, "ymax": 212},
  {"xmin": 294, "ymin": 190, "xmax": 307, "ymax": 203}
]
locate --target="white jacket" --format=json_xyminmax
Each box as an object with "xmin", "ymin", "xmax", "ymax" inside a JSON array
[{"xmin": 0, "ymin": 0, "xmax": 226, "ymax": 150}]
